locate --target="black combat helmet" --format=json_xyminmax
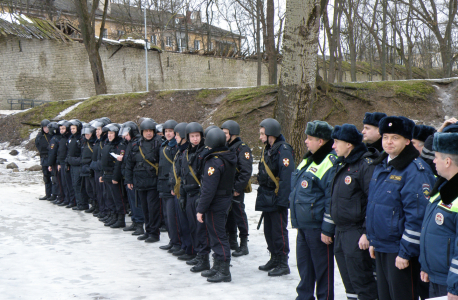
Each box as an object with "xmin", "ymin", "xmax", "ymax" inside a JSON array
[
  {"xmin": 185, "ymin": 122, "xmax": 204, "ymax": 140},
  {"xmin": 47, "ymin": 122, "xmax": 59, "ymax": 135},
  {"xmin": 69, "ymin": 119, "xmax": 83, "ymax": 132},
  {"xmin": 162, "ymin": 120, "xmax": 178, "ymax": 135},
  {"xmin": 100, "ymin": 117, "xmax": 111, "ymax": 124},
  {"xmin": 59, "ymin": 120, "xmax": 72, "ymax": 133},
  {"xmin": 221, "ymin": 120, "xmax": 240, "ymax": 135},
  {"xmin": 105, "ymin": 123, "xmax": 120, "ymax": 137},
  {"xmin": 260, "ymin": 118, "xmax": 281, "ymax": 137},
  {"xmin": 174, "ymin": 122, "xmax": 188, "ymax": 140},
  {"xmin": 81, "ymin": 123, "xmax": 96, "ymax": 135},
  {"xmin": 41, "ymin": 119, "xmax": 50, "ymax": 128},
  {"xmin": 205, "ymin": 128, "xmax": 227, "ymax": 149},
  {"xmin": 140, "ymin": 118, "xmax": 158, "ymax": 135},
  {"xmin": 204, "ymin": 125, "xmax": 219, "ymax": 137},
  {"xmin": 120, "ymin": 121, "xmax": 140, "ymax": 138}
]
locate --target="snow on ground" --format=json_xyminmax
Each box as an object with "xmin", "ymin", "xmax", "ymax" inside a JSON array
[
  {"xmin": 0, "ymin": 110, "xmax": 22, "ymax": 116},
  {"xmin": 55, "ymin": 101, "xmax": 84, "ymax": 119},
  {"xmin": 0, "ymin": 148, "xmax": 347, "ymax": 300}
]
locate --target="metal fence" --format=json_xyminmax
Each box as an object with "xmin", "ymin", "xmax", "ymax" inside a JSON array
[{"xmin": 7, "ymin": 99, "xmax": 50, "ymax": 110}]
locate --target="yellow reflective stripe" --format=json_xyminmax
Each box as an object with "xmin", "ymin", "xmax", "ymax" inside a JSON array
[
  {"xmin": 430, "ymin": 193, "xmax": 440, "ymax": 203},
  {"xmin": 297, "ymin": 158, "xmax": 309, "ymax": 170},
  {"xmin": 305, "ymin": 154, "xmax": 336, "ymax": 180}
]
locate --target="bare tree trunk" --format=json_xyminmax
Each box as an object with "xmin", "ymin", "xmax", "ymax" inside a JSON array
[
  {"xmin": 275, "ymin": 0, "xmax": 321, "ymax": 157},
  {"xmin": 266, "ymin": 0, "xmax": 277, "ymax": 84},
  {"xmin": 381, "ymin": 0, "xmax": 387, "ymax": 81},
  {"xmin": 257, "ymin": 0, "xmax": 262, "ymax": 86}
]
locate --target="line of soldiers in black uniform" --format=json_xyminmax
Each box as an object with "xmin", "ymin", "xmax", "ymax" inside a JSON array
[{"xmin": 35, "ymin": 117, "xmax": 254, "ymax": 283}]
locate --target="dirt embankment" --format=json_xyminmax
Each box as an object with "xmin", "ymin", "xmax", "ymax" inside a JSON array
[{"xmin": 1, "ymin": 79, "xmax": 456, "ymax": 157}]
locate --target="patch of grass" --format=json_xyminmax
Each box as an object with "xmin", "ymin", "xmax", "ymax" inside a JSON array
[
  {"xmin": 157, "ymin": 90, "xmax": 175, "ymax": 98},
  {"xmin": 16, "ymin": 100, "xmax": 80, "ymax": 124},
  {"xmin": 226, "ymin": 85, "xmax": 277, "ymax": 104}
]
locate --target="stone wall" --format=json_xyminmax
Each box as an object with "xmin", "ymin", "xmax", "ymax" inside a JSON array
[{"xmin": 0, "ymin": 36, "xmax": 271, "ymax": 109}]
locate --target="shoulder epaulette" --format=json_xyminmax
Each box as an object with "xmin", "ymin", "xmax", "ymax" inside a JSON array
[
  {"xmin": 329, "ymin": 155, "xmax": 337, "ymax": 164},
  {"xmin": 365, "ymin": 157, "xmax": 373, "ymax": 164},
  {"xmin": 413, "ymin": 158, "xmax": 425, "ymax": 171}
]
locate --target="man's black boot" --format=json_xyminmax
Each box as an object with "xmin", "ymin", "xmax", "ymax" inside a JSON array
[
  {"xmin": 190, "ymin": 254, "xmax": 210, "ymax": 272},
  {"xmin": 185, "ymin": 255, "xmax": 201, "ymax": 265},
  {"xmin": 47, "ymin": 195, "xmax": 57, "ymax": 201},
  {"xmin": 268, "ymin": 255, "xmax": 290, "ymax": 277},
  {"xmin": 145, "ymin": 236, "xmax": 159, "ymax": 243},
  {"xmin": 85, "ymin": 204, "xmax": 96, "ymax": 214},
  {"xmin": 178, "ymin": 253, "xmax": 196, "ymax": 261},
  {"xmin": 172, "ymin": 249, "xmax": 186, "ymax": 257},
  {"xmin": 159, "ymin": 241, "xmax": 173, "ymax": 250},
  {"xmin": 232, "ymin": 237, "xmax": 249, "ymax": 257},
  {"xmin": 201, "ymin": 259, "xmax": 222, "ymax": 278},
  {"xmin": 39, "ymin": 195, "xmax": 50, "ymax": 200},
  {"xmin": 168, "ymin": 245, "xmax": 181, "ymax": 253},
  {"xmin": 137, "ymin": 233, "xmax": 149, "ymax": 241},
  {"xmin": 105, "ymin": 214, "xmax": 118, "ymax": 226},
  {"xmin": 123, "ymin": 222, "xmax": 137, "ymax": 232},
  {"xmin": 58, "ymin": 202, "xmax": 68, "ymax": 207},
  {"xmin": 259, "ymin": 254, "xmax": 279, "ymax": 271},
  {"xmin": 132, "ymin": 223, "xmax": 145, "ymax": 236},
  {"xmin": 207, "ymin": 260, "xmax": 231, "ymax": 283},
  {"xmin": 110, "ymin": 214, "xmax": 126, "ymax": 228}
]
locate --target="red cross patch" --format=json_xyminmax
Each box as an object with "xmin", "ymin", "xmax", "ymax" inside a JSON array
[
  {"xmin": 245, "ymin": 152, "xmax": 250, "ymax": 159},
  {"xmin": 208, "ymin": 167, "xmax": 215, "ymax": 176},
  {"xmin": 301, "ymin": 180, "xmax": 308, "ymax": 188},
  {"xmin": 283, "ymin": 158, "xmax": 290, "ymax": 167},
  {"xmin": 345, "ymin": 176, "xmax": 352, "ymax": 185}
]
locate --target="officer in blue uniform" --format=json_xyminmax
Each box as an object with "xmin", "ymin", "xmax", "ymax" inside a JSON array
[
  {"xmin": 330, "ymin": 124, "xmax": 378, "ymax": 300},
  {"xmin": 362, "ymin": 112, "xmax": 386, "ymax": 153},
  {"xmin": 366, "ymin": 116, "xmax": 436, "ymax": 300},
  {"xmin": 196, "ymin": 128, "xmax": 237, "ymax": 282},
  {"xmin": 36, "ymin": 119, "xmax": 52, "ymax": 200},
  {"xmin": 420, "ymin": 131, "xmax": 458, "ymax": 299},
  {"xmin": 290, "ymin": 120, "xmax": 337, "ymax": 299},
  {"xmin": 412, "ymin": 124, "xmax": 437, "ymax": 155},
  {"xmin": 257, "ymin": 118, "xmax": 295, "ymax": 277}
]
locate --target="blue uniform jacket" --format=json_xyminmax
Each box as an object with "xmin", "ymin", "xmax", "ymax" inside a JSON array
[
  {"xmin": 366, "ymin": 143, "xmax": 436, "ymax": 260},
  {"xmin": 289, "ymin": 140, "xmax": 337, "ymax": 236},
  {"xmin": 420, "ymin": 175, "xmax": 458, "ymax": 295}
]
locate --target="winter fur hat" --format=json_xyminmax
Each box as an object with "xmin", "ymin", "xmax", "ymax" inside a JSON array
[
  {"xmin": 379, "ymin": 116, "xmax": 415, "ymax": 140},
  {"xmin": 433, "ymin": 132, "xmax": 458, "ymax": 155},
  {"xmin": 363, "ymin": 112, "xmax": 387, "ymax": 127},
  {"xmin": 443, "ymin": 122, "xmax": 458, "ymax": 133},
  {"xmin": 413, "ymin": 125, "xmax": 436, "ymax": 142},
  {"xmin": 331, "ymin": 124, "xmax": 363, "ymax": 145},
  {"xmin": 305, "ymin": 120, "xmax": 333, "ymax": 140}
]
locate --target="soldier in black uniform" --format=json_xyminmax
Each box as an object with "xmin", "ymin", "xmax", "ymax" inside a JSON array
[
  {"xmin": 170, "ymin": 122, "xmax": 195, "ymax": 259},
  {"xmin": 221, "ymin": 120, "xmax": 253, "ymax": 257},
  {"xmin": 46, "ymin": 122, "xmax": 64, "ymax": 204},
  {"xmin": 256, "ymin": 118, "xmax": 295, "ymax": 276},
  {"xmin": 125, "ymin": 118, "xmax": 163, "ymax": 243},
  {"xmin": 92, "ymin": 118, "xmax": 110, "ymax": 220},
  {"xmin": 35, "ymin": 119, "xmax": 52, "ymax": 200},
  {"xmin": 330, "ymin": 124, "xmax": 378, "ymax": 300},
  {"xmin": 362, "ymin": 112, "xmax": 387, "ymax": 153},
  {"xmin": 56, "ymin": 120, "xmax": 76, "ymax": 207},
  {"xmin": 120, "ymin": 121, "xmax": 145, "ymax": 236},
  {"xmin": 100, "ymin": 123, "xmax": 127, "ymax": 228},
  {"xmin": 158, "ymin": 120, "xmax": 181, "ymax": 251},
  {"xmin": 80, "ymin": 123, "xmax": 98, "ymax": 214},
  {"xmin": 66, "ymin": 119, "xmax": 90, "ymax": 211},
  {"xmin": 179, "ymin": 122, "xmax": 211, "ymax": 272},
  {"xmin": 196, "ymin": 128, "xmax": 237, "ymax": 282}
]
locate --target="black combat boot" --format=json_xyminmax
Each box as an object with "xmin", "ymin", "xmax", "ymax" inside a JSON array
[
  {"xmin": 190, "ymin": 254, "xmax": 210, "ymax": 272},
  {"xmin": 268, "ymin": 255, "xmax": 290, "ymax": 277},
  {"xmin": 123, "ymin": 222, "xmax": 137, "ymax": 232},
  {"xmin": 258, "ymin": 254, "xmax": 279, "ymax": 271},
  {"xmin": 58, "ymin": 201, "xmax": 68, "ymax": 207},
  {"xmin": 105, "ymin": 214, "xmax": 118, "ymax": 226},
  {"xmin": 168, "ymin": 245, "xmax": 181, "ymax": 253},
  {"xmin": 132, "ymin": 223, "xmax": 145, "ymax": 236},
  {"xmin": 39, "ymin": 195, "xmax": 50, "ymax": 200},
  {"xmin": 85, "ymin": 204, "xmax": 96, "ymax": 214},
  {"xmin": 172, "ymin": 249, "xmax": 186, "ymax": 257},
  {"xmin": 159, "ymin": 241, "xmax": 173, "ymax": 250},
  {"xmin": 101, "ymin": 212, "xmax": 113, "ymax": 223},
  {"xmin": 201, "ymin": 259, "xmax": 222, "ymax": 278},
  {"xmin": 178, "ymin": 253, "xmax": 196, "ymax": 261},
  {"xmin": 229, "ymin": 233, "xmax": 239, "ymax": 250},
  {"xmin": 207, "ymin": 260, "xmax": 231, "ymax": 283},
  {"xmin": 110, "ymin": 214, "xmax": 126, "ymax": 228},
  {"xmin": 232, "ymin": 237, "xmax": 249, "ymax": 257},
  {"xmin": 145, "ymin": 236, "xmax": 159, "ymax": 243},
  {"xmin": 47, "ymin": 195, "xmax": 57, "ymax": 201},
  {"xmin": 159, "ymin": 225, "xmax": 167, "ymax": 232},
  {"xmin": 186, "ymin": 255, "xmax": 201, "ymax": 265},
  {"xmin": 137, "ymin": 233, "xmax": 149, "ymax": 240},
  {"xmin": 92, "ymin": 204, "xmax": 100, "ymax": 217},
  {"xmin": 99, "ymin": 212, "xmax": 110, "ymax": 221}
]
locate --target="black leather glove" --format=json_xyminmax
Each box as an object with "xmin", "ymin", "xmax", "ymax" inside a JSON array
[
  {"xmin": 179, "ymin": 198, "xmax": 186, "ymax": 212},
  {"xmin": 89, "ymin": 169, "xmax": 95, "ymax": 178}
]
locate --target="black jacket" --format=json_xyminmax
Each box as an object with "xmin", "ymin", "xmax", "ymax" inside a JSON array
[
  {"xmin": 81, "ymin": 135, "xmax": 97, "ymax": 177},
  {"xmin": 228, "ymin": 137, "xmax": 253, "ymax": 194},
  {"xmin": 125, "ymin": 135, "xmax": 162, "ymax": 190},
  {"xmin": 101, "ymin": 136, "xmax": 124, "ymax": 181},
  {"xmin": 169, "ymin": 141, "xmax": 189, "ymax": 197},
  {"xmin": 179, "ymin": 139, "xmax": 207, "ymax": 199},
  {"xmin": 57, "ymin": 132, "xmax": 70, "ymax": 165},
  {"xmin": 47, "ymin": 134, "xmax": 61, "ymax": 166},
  {"xmin": 367, "ymin": 138, "xmax": 383, "ymax": 154},
  {"xmin": 196, "ymin": 148, "xmax": 237, "ymax": 213},
  {"xmin": 35, "ymin": 129, "xmax": 51, "ymax": 158},
  {"xmin": 330, "ymin": 143, "xmax": 378, "ymax": 232},
  {"xmin": 158, "ymin": 138, "xmax": 178, "ymax": 196},
  {"xmin": 66, "ymin": 133, "xmax": 83, "ymax": 166}
]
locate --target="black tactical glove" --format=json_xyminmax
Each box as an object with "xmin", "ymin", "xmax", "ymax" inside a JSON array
[{"xmin": 179, "ymin": 198, "xmax": 186, "ymax": 212}]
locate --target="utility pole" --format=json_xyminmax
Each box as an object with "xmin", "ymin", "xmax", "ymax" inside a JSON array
[{"xmin": 144, "ymin": 7, "xmax": 149, "ymax": 92}]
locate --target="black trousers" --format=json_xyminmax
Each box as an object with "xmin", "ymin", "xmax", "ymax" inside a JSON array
[
  {"xmin": 70, "ymin": 166, "xmax": 88, "ymax": 208},
  {"xmin": 176, "ymin": 196, "xmax": 194, "ymax": 255},
  {"xmin": 163, "ymin": 195, "xmax": 181, "ymax": 246},
  {"xmin": 83, "ymin": 176, "xmax": 96, "ymax": 206},
  {"xmin": 375, "ymin": 252, "xmax": 420, "ymax": 300},
  {"xmin": 94, "ymin": 171, "xmax": 106, "ymax": 213},
  {"xmin": 102, "ymin": 181, "xmax": 116, "ymax": 213},
  {"xmin": 161, "ymin": 197, "xmax": 167, "ymax": 228},
  {"xmin": 263, "ymin": 208, "xmax": 290, "ymax": 256},
  {"xmin": 41, "ymin": 157, "xmax": 52, "ymax": 197},
  {"xmin": 186, "ymin": 193, "xmax": 210, "ymax": 256},
  {"xmin": 335, "ymin": 229, "xmax": 378, "ymax": 300},
  {"xmin": 60, "ymin": 163, "xmax": 75, "ymax": 205},
  {"xmin": 206, "ymin": 209, "xmax": 231, "ymax": 262},
  {"xmin": 226, "ymin": 193, "xmax": 249, "ymax": 238},
  {"xmin": 52, "ymin": 165, "xmax": 64, "ymax": 201},
  {"xmin": 106, "ymin": 181, "xmax": 126, "ymax": 215},
  {"xmin": 137, "ymin": 189, "xmax": 161, "ymax": 239}
]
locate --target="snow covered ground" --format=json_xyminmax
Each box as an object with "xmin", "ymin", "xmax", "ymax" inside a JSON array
[{"xmin": 0, "ymin": 144, "xmax": 346, "ymax": 299}]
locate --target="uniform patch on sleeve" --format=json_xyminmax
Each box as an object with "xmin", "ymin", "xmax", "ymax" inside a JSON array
[
  {"xmin": 389, "ymin": 175, "xmax": 402, "ymax": 181},
  {"xmin": 50, "ymin": 144, "xmax": 55, "ymax": 149},
  {"xmin": 208, "ymin": 167, "xmax": 215, "ymax": 176},
  {"xmin": 283, "ymin": 158, "xmax": 290, "ymax": 167},
  {"xmin": 422, "ymin": 183, "xmax": 431, "ymax": 200},
  {"xmin": 120, "ymin": 150, "xmax": 125, "ymax": 155},
  {"xmin": 245, "ymin": 152, "xmax": 250, "ymax": 160}
]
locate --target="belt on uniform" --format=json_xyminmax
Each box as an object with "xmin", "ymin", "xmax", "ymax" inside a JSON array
[{"xmin": 104, "ymin": 171, "xmax": 113, "ymax": 175}]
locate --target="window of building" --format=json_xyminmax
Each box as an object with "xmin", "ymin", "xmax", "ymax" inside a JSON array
[
  {"xmin": 102, "ymin": 28, "xmax": 108, "ymax": 39},
  {"xmin": 178, "ymin": 38, "xmax": 187, "ymax": 52},
  {"xmin": 209, "ymin": 42, "xmax": 213, "ymax": 50},
  {"xmin": 117, "ymin": 30, "xmax": 125, "ymax": 37},
  {"xmin": 166, "ymin": 36, "xmax": 172, "ymax": 47},
  {"xmin": 194, "ymin": 40, "xmax": 200, "ymax": 50},
  {"xmin": 151, "ymin": 35, "xmax": 157, "ymax": 45}
]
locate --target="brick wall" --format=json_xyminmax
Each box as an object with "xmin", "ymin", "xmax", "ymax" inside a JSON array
[{"xmin": 0, "ymin": 36, "xmax": 271, "ymax": 109}]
